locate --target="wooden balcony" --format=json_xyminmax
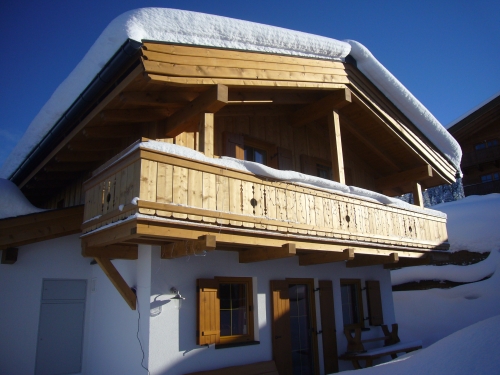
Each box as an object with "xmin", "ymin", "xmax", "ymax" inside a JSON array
[
  {"xmin": 464, "ymin": 180, "xmax": 500, "ymax": 196},
  {"xmin": 462, "ymin": 145, "xmax": 500, "ymax": 168},
  {"xmin": 81, "ymin": 142, "xmax": 449, "ymax": 260}
]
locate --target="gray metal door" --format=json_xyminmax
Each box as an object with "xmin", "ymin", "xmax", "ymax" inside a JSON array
[{"xmin": 35, "ymin": 279, "xmax": 87, "ymax": 375}]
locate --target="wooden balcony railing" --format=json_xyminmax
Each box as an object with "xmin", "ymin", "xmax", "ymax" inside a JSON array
[
  {"xmin": 464, "ymin": 180, "xmax": 500, "ymax": 196},
  {"xmin": 82, "ymin": 145, "xmax": 449, "ymax": 251},
  {"xmin": 462, "ymin": 145, "xmax": 500, "ymax": 168}
]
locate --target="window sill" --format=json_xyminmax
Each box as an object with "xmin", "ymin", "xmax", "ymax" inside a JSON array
[{"xmin": 215, "ymin": 341, "xmax": 260, "ymax": 349}]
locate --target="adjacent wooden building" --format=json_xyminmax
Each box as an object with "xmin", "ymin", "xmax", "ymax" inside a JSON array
[
  {"xmin": 448, "ymin": 94, "xmax": 500, "ymax": 196},
  {"xmin": 0, "ymin": 9, "xmax": 460, "ymax": 375}
]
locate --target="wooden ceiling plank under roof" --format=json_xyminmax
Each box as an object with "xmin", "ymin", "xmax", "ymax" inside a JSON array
[
  {"xmin": 340, "ymin": 116, "xmax": 402, "ymax": 173},
  {"xmin": 376, "ymin": 165, "xmax": 433, "ymax": 192},
  {"xmin": 346, "ymin": 253, "xmax": 399, "ymax": 268},
  {"xmin": 18, "ymin": 64, "xmax": 145, "ymax": 189},
  {"xmin": 119, "ymin": 90, "xmax": 196, "ymax": 106}
]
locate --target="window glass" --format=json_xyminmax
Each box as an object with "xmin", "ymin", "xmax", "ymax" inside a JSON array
[
  {"xmin": 219, "ymin": 282, "xmax": 248, "ymax": 337},
  {"xmin": 340, "ymin": 280, "xmax": 363, "ymax": 328},
  {"xmin": 317, "ymin": 164, "xmax": 332, "ymax": 180},
  {"xmin": 244, "ymin": 145, "xmax": 267, "ymax": 165}
]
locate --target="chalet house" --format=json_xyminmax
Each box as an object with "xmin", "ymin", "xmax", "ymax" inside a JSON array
[
  {"xmin": 0, "ymin": 8, "xmax": 461, "ymax": 375},
  {"xmin": 448, "ymin": 94, "xmax": 500, "ymax": 196}
]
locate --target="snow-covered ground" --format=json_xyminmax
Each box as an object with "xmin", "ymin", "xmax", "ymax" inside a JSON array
[{"xmin": 351, "ymin": 194, "xmax": 500, "ymax": 374}]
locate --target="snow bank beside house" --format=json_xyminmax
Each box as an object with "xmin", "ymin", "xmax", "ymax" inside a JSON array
[
  {"xmin": 340, "ymin": 314, "xmax": 500, "ymax": 375},
  {"xmin": 388, "ymin": 193, "xmax": 500, "ymax": 355},
  {"xmin": 0, "ymin": 178, "xmax": 45, "ymax": 219},
  {"xmin": 1, "ymin": 8, "xmax": 459, "ymax": 181},
  {"xmin": 433, "ymin": 194, "xmax": 500, "ymax": 252}
]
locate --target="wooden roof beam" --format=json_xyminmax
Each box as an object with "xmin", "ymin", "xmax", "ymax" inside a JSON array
[
  {"xmin": 95, "ymin": 257, "xmax": 137, "ymax": 310},
  {"xmin": 376, "ymin": 165, "xmax": 433, "ymax": 192},
  {"xmin": 165, "ymin": 84, "xmax": 228, "ymax": 138},
  {"xmin": 342, "ymin": 118, "xmax": 401, "ymax": 173},
  {"xmin": 82, "ymin": 243, "xmax": 138, "ymax": 260},
  {"xmin": 299, "ymin": 248, "xmax": 355, "ymax": 266},
  {"xmin": 239, "ymin": 243, "xmax": 296, "ymax": 263},
  {"xmin": 346, "ymin": 253, "xmax": 399, "ymax": 268},
  {"xmin": 0, "ymin": 206, "xmax": 84, "ymax": 250},
  {"xmin": 292, "ymin": 88, "xmax": 352, "ymax": 127},
  {"xmin": 161, "ymin": 235, "xmax": 216, "ymax": 259}
]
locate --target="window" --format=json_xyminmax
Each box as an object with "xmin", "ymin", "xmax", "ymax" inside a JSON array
[
  {"xmin": 244, "ymin": 145, "xmax": 267, "ymax": 165},
  {"xmin": 197, "ymin": 277, "xmax": 255, "ymax": 346},
  {"xmin": 481, "ymin": 172, "xmax": 499, "ymax": 183},
  {"xmin": 316, "ymin": 163, "xmax": 332, "ymax": 180},
  {"xmin": 223, "ymin": 131, "xmax": 293, "ymax": 170},
  {"xmin": 475, "ymin": 139, "xmax": 499, "ymax": 150},
  {"xmin": 300, "ymin": 154, "xmax": 334, "ymax": 181},
  {"xmin": 340, "ymin": 279, "xmax": 364, "ymax": 329}
]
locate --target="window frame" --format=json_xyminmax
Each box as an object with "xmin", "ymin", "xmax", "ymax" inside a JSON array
[
  {"xmin": 340, "ymin": 279, "xmax": 364, "ymax": 330},
  {"xmin": 197, "ymin": 276, "xmax": 255, "ymax": 347},
  {"xmin": 215, "ymin": 276, "xmax": 255, "ymax": 346}
]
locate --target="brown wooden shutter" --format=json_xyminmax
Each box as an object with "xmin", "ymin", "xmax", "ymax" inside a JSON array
[
  {"xmin": 197, "ymin": 279, "xmax": 220, "ymax": 345},
  {"xmin": 365, "ymin": 280, "xmax": 384, "ymax": 326},
  {"xmin": 223, "ymin": 132, "xmax": 244, "ymax": 159},
  {"xmin": 277, "ymin": 147, "xmax": 294, "ymax": 170},
  {"xmin": 270, "ymin": 280, "xmax": 293, "ymax": 375},
  {"xmin": 300, "ymin": 154, "xmax": 317, "ymax": 176},
  {"xmin": 319, "ymin": 280, "xmax": 339, "ymax": 373}
]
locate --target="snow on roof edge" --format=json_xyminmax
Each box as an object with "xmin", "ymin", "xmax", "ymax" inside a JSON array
[{"xmin": 346, "ymin": 40, "xmax": 462, "ymax": 172}]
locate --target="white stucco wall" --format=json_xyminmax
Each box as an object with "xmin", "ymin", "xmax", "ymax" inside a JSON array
[
  {"xmin": 145, "ymin": 248, "xmax": 396, "ymax": 375},
  {"xmin": 0, "ymin": 236, "xmax": 396, "ymax": 375},
  {"xmin": 0, "ymin": 235, "xmax": 91, "ymax": 375}
]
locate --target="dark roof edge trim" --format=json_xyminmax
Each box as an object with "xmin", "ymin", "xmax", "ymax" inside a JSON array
[{"xmin": 10, "ymin": 39, "xmax": 143, "ymax": 185}]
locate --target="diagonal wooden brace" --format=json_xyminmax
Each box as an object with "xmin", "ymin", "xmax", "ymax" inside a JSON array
[{"xmin": 95, "ymin": 257, "xmax": 137, "ymax": 310}]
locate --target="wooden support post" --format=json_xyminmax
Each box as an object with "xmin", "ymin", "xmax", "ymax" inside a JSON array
[
  {"xmin": 82, "ymin": 242, "xmax": 138, "ymax": 260},
  {"xmin": 413, "ymin": 182, "xmax": 424, "ymax": 208},
  {"xmin": 198, "ymin": 113, "xmax": 214, "ymax": 158},
  {"xmin": 161, "ymin": 235, "xmax": 216, "ymax": 259},
  {"xmin": 346, "ymin": 253, "xmax": 399, "ymax": 268},
  {"xmin": 328, "ymin": 110, "xmax": 345, "ymax": 184},
  {"xmin": 299, "ymin": 248, "xmax": 354, "ymax": 266},
  {"xmin": 239, "ymin": 243, "xmax": 296, "ymax": 263},
  {"xmin": 94, "ymin": 257, "xmax": 137, "ymax": 310},
  {"xmin": 165, "ymin": 85, "xmax": 228, "ymax": 138}
]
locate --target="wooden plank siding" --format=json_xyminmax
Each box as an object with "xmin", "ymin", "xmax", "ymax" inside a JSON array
[{"xmin": 82, "ymin": 147, "xmax": 449, "ymax": 251}]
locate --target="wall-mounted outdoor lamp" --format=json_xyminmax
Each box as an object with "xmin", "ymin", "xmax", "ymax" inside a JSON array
[{"xmin": 170, "ymin": 287, "xmax": 185, "ymax": 310}]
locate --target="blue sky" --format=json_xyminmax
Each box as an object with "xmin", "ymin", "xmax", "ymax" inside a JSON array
[{"xmin": 1, "ymin": 0, "xmax": 499, "ymax": 171}]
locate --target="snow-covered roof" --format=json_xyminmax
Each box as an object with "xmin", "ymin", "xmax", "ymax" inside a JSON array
[
  {"xmin": 0, "ymin": 179, "xmax": 45, "ymax": 219},
  {"xmin": 0, "ymin": 8, "xmax": 461, "ymax": 179}
]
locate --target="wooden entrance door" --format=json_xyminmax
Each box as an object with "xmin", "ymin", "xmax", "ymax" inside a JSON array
[{"xmin": 271, "ymin": 279, "xmax": 320, "ymax": 375}]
